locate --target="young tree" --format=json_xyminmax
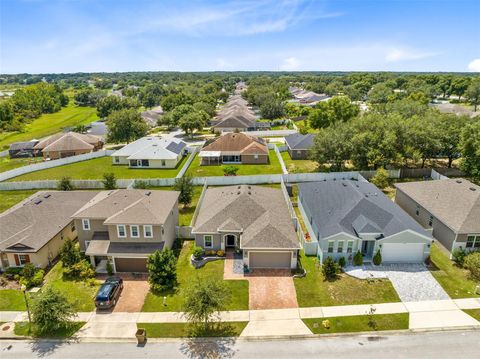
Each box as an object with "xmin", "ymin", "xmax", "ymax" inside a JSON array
[
  {"xmin": 322, "ymin": 257, "xmax": 338, "ymax": 280},
  {"xmin": 57, "ymin": 176, "xmax": 74, "ymax": 191},
  {"xmin": 146, "ymin": 249, "xmax": 177, "ymax": 292},
  {"xmin": 31, "ymin": 287, "xmax": 76, "ymax": 334},
  {"xmin": 106, "ymin": 108, "xmax": 148, "ymax": 144},
  {"xmin": 102, "ymin": 172, "xmax": 117, "ymax": 190},
  {"xmin": 466, "ymin": 77, "xmax": 480, "ymax": 111},
  {"xmin": 60, "ymin": 238, "xmax": 82, "ymax": 268},
  {"xmin": 174, "ymin": 176, "xmax": 194, "ymax": 207},
  {"xmin": 370, "ymin": 168, "xmax": 389, "ymax": 189}
]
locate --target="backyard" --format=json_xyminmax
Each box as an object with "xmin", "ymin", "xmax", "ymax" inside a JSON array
[
  {"xmin": 0, "ymin": 190, "xmax": 38, "ymax": 213},
  {"xmin": 142, "ymin": 240, "xmax": 249, "ymax": 312},
  {"xmin": 0, "ymin": 157, "xmax": 43, "ymax": 173},
  {"xmin": 186, "ymin": 150, "xmax": 283, "ymax": 177},
  {"xmin": 281, "ymin": 151, "xmax": 318, "ymax": 173}
]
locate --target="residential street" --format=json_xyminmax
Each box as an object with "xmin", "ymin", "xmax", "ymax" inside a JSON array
[{"xmin": 1, "ymin": 330, "xmax": 479, "ymax": 358}]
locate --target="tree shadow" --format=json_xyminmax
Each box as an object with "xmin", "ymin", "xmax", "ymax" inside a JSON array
[{"xmin": 28, "ymin": 339, "xmax": 75, "ymax": 358}]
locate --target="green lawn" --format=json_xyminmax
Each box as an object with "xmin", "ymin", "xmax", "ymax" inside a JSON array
[
  {"xmin": 9, "ymin": 154, "xmax": 188, "ymax": 181},
  {"xmin": 142, "ymin": 241, "xmax": 249, "ymax": 312},
  {"xmin": 186, "ymin": 150, "xmax": 282, "ymax": 177},
  {"xmin": 463, "ymin": 309, "xmax": 480, "ymax": 321},
  {"xmin": 0, "ymin": 103, "xmax": 98, "ymax": 150},
  {"xmin": 303, "ymin": 313, "xmax": 409, "ymax": 334},
  {"xmin": 294, "ymin": 252, "xmax": 400, "ymax": 307},
  {"xmin": 14, "ymin": 322, "xmax": 85, "ymax": 338},
  {"xmin": 179, "ymin": 186, "xmax": 203, "ymax": 226},
  {"xmin": 0, "ymin": 190, "xmax": 38, "ymax": 213},
  {"xmin": 0, "ymin": 157, "xmax": 43, "ymax": 173},
  {"xmin": 138, "ymin": 322, "xmax": 248, "ymax": 338},
  {"xmin": 281, "ymin": 151, "xmax": 318, "ymax": 173},
  {"xmin": 429, "ymin": 243, "xmax": 480, "ymax": 298},
  {"xmin": 0, "ymin": 289, "xmax": 26, "ymax": 311}
]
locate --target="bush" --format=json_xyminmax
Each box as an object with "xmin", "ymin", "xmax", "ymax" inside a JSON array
[
  {"xmin": 19, "ymin": 264, "xmax": 44, "ymax": 288},
  {"xmin": 452, "ymin": 247, "xmax": 467, "ymax": 266},
  {"xmin": 147, "ymin": 249, "xmax": 177, "ymax": 292},
  {"xmin": 217, "ymin": 250, "xmax": 225, "ymax": 257},
  {"xmin": 57, "ymin": 176, "xmax": 74, "ymax": 191},
  {"xmin": 463, "ymin": 252, "xmax": 480, "ymax": 281},
  {"xmin": 102, "ymin": 172, "xmax": 117, "ymax": 190},
  {"xmin": 60, "ymin": 238, "xmax": 82, "ymax": 268},
  {"xmin": 322, "ymin": 256, "xmax": 338, "ymax": 280},
  {"xmin": 63, "ymin": 259, "xmax": 95, "ymax": 280},
  {"xmin": 373, "ymin": 250, "xmax": 382, "ymax": 266},
  {"xmin": 5, "ymin": 267, "xmax": 23, "ymax": 279},
  {"xmin": 133, "ymin": 180, "xmax": 150, "ymax": 189},
  {"xmin": 338, "ymin": 256, "xmax": 346, "ymax": 268},
  {"xmin": 192, "ymin": 246, "xmax": 204, "ymax": 260},
  {"xmin": 31, "ymin": 287, "xmax": 76, "ymax": 334},
  {"xmin": 370, "ymin": 168, "xmax": 389, "ymax": 189},
  {"xmin": 223, "ymin": 165, "xmax": 239, "ymax": 176},
  {"xmin": 353, "ymin": 250, "xmax": 364, "ymax": 266}
]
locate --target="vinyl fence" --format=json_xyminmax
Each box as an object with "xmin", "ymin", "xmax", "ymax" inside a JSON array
[
  {"xmin": 431, "ymin": 169, "xmax": 449, "ymax": 181},
  {"xmin": 242, "ymin": 129, "xmax": 297, "ymax": 137},
  {"xmin": 176, "ymin": 147, "xmax": 199, "ymax": 179},
  {"xmin": 272, "ymin": 144, "xmax": 288, "ymax": 174},
  {"xmin": 0, "ymin": 150, "xmax": 8, "ymax": 158}
]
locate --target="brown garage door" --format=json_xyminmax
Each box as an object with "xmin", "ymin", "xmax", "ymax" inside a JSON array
[
  {"xmin": 115, "ymin": 258, "xmax": 148, "ymax": 272},
  {"xmin": 249, "ymin": 252, "xmax": 291, "ymax": 269}
]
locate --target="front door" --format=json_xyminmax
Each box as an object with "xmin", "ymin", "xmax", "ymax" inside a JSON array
[
  {"xmin": 362, "ymin": 241, "xmax": 369, "ymax": 255},
  {"xmin": 225, "ymin": 235, "xmax": 236, "ymax": 247}
]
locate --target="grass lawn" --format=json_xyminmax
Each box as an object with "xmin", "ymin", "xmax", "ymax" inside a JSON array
[
  {"xmin": 178, "ymin": 186, "xmax": 203, "ymax": 226},
  {"xmin": 14, "ymin": 322, "xmax": 85, "ymax": 338},
  {"xmin": 9, "ymin": 154, "xmax": 188, "ymax": 181},
  {"xmin": 0, "ymin": 103, "xmax": 98, "ymax": 150},
  {"xmin": 294, "ymin": 252, "xmax": 400, "ymax": 307},
  {"xmin": 429, "ymin": 243, "xmax": 480, "ymax": 298},
  {"xmin": 0, "ymin": 157, "xmax": 43, "ymax": 173},
  {"xmin": 303, "ymin": 313, "xmax": 409, "ymax": 334},
  {"xmin": 0, "ymin": 190, "xmax": 38, "ymax": 213},
  {"xmin": 0, "ymin": 290, "xmax": 26, "ymax": 311},
  {"xmin": 138, "ymin": 322, "xmax": 248, "ymax": 338},
  {"xmin": 142, "ymin": 241, "xmax": 249, "ymax": 312},
  {"xmin": 186, "ymin": 150, "xmax": 282, "ymax": 177},
  {"xmin": 463, "ymin": 309, "xmax": 480, "ymax": 321},
  {"xmin": 281, "ymin": 151, "xmax": 318, "ymax": 173},
  {"xmin": 44, "ymin": 261, "xmax": 100, "ymax": 312}
]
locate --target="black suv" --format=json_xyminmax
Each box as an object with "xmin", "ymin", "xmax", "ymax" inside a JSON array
[{"xmin": 95, "ymin": 277, "xmax": 123, "ymax": 309}]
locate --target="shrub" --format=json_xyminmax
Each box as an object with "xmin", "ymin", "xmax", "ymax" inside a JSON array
[
  {"xmin": 353, "ymin": 250, "xmax": 364, "ymax": 266},
  {"xmin": 192, "ymin": 246, "xmax": 204, "ymax": 260},
  {"xmin": 57, "ymin": 176, "xmax": 74, "ymax": 191},
  {"xmin": 63, "ymin": 259, "xmax": 95, "ymax": 280},
  {"xmin": 452, "ymin": 247, "xmax": 467, "ymax": 266},
  {"xmin": 174, "ymin": 176, "xmax": 194, "ymax": 207},
  {"xmin": 223, "ymin": 165, "xmax": 239, "ymax": 176},
  {"xmin": 338, "ymin": 256, "xmax": 346, "ymax": 268},
  {"xmin": 370, "ymin": 168, "xmax": 389, "ymax": 189},
  {"xmin": 5, "ymin": 267, "xmax": 23, "ymax": 279},
  {"xmin": 464, "ymin": 252, "xmax": 480, "ymax": 281},
  {"xmin": 31, "ymin": 287, "xmax": 76, "ymax": 334},
  {"xmin": 106, "ymin": 261, "xmax": 113, "ymax": 276},
  {"xmin": 373, "ymin": 250, "xmax": 382, "ymax": 266},
  {"xmin": 60, "ymin": 238, "xmax": 82, "ymax": 268},
  {"xmin": 19, "ymin": 264, "xmax": 44, "ymax": 288},
  {"xmin": 102, "ymin": 172, "xmax": 117, "ymax": 190},
  {"xmin": 133, "ymin": 180, "xmax": 150, "ymax": 189},
  {"xmin": 322, "ymin": 256, "xmax": 338, "ymax": 280},
  {"xmin": 147, "ymin": 249, "xmax": 177, "ymax": 292},
  {"xmin": 217, "ymin": 250, "xmax": 225, "ymax": 257}
]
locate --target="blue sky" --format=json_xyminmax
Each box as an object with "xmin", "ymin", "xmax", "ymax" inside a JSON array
[{"xmin": 1, "ymin": 0, "xmax": 479, "ymax": 73}]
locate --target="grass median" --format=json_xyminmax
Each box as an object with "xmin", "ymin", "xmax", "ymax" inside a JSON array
[{"xmin": 137, "ymin": 322, "xmax": 248, "ymax": 338}]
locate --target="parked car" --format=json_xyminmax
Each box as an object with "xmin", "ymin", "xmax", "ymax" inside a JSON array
[{"xmin": 94, "ymin": 277, "xmax": 123, "ymax": 309}]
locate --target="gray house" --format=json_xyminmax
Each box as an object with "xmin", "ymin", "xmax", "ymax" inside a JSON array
[
  {"xmin": 284, "ymin": 133, "xmax": 314, "ymax": 160},
  {"xmin": 192, "ymin": 185, "xmax": 300, "ymax": 269},
  {"xmin": 9, "ymin": 140, "xmax": 40, "ymax": 158},
  {"xmin": 395, "ymin": 179, "xmax": 480, "ymax": 253},
  {"xmin": 298, "ymin": 181, "xmax": 432, "ymax": 264}
]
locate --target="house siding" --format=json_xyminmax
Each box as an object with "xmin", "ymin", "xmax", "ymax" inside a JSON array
[
  {"xmin": 194, "ymin": 233, "xmax": 223, "ymax": 250},
  {"xmin": 43, "ymin": 149, "xmax": 93, "ymax": 160},
  {"xmin": 76, "ymin": 218, "xmax": 108, "ymax": 251},
  {"xmin": 288, "ymin": 147, "xmax": 309, "ymax": 160},
  {"xmin": 241, "ymin": 154, "xmax": 268, "ymax": 164}
]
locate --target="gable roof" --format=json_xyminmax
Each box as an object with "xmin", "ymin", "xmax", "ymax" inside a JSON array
[
  {"xmin": 193, "ymin": 185, "xmax": 300, "ymax": 249},
  {"xmin": 141, "ymin": 106, "xmax": 163, "ymax": 127},
  {"xmin": 0, "ymin": 191, "xmax": 98, "ymax": 252},
  {"xmin": 34, "ymin": 132, "xmax": 102, "ymax": 151},
  {"xmin": 284, "ymin": 133, "xmax": 314, "ymax": 150},
  {"xmin": 9, "ymin": 140, "xmax": 39, "ymax": 151},
  {"xmin": 111, "ymin": 137, "xmax": 186, "ymax": 160},
  {"xmin": 298, "ymin": 181, "xmax": 430, "ymax": 240},
  {"xmin": 72, "ymin": 189, "xmax": 179, "ymax": 225},
  {"xmin": 395, "ymin": 178, "xmax": 480, "ymax": 233},
  {"xmin": 201, "ymin": 133, "xmax": 268, "ymax": 154}
]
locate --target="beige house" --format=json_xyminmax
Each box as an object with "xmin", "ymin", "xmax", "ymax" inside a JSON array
[
  {"xmin": 0, "ymin": 191, "xmax": 98, "ymax": 270},
  {"xmin": 72, "ymin": 189, "xmax": 179, "ymax": 273},
  {"xmin": 34, "ymin": 132, "xmax": 103, "ymax": 159}
]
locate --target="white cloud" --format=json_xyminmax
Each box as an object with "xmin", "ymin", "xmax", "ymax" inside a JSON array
[
  {"xmin": 468, "ymin": 58, "xmax": 480, "ymax": 72},
  {"xmin": 385, "ymin": 47, "xmax": 439, "ymax": 62},
  {"xmin": 280, "ymin": 57, "xmax": 300, "ymax": 70}
]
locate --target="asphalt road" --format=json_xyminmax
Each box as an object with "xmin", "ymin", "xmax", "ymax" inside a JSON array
[{"xmin": 1, "ymin": 330, "xmax": 479, "ymax": 359}]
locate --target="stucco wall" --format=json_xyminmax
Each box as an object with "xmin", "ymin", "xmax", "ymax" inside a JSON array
[
  {"xmin": 288, "ymin": 148, "xmax": 309, "ymax": 160},
  {"xmin": 194, "ymin": 233, "xmax": 223, "ymax": 250},
  {"xmin": 43, "ymin": 149, "xmax": 93, "ymax": 160},
  {"xmin": 241, "ymin": 154, "xmax": 268, "ymax": 164},
  {"xmin": 76, "ymin": 218, "xmax": 108, "ymax": 251}
]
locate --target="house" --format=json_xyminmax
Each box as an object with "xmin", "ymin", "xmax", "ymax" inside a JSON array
[
  {"xmin": 298, "ymin": 181, "xmax": 432, "ymax": 264},
  {"xmin": 198, "ymin": 132, "xmax": 268, "ymax": 165},
  {"xmin": 111, "ymin": 136, "xmax": 187, "ymax": 169},
  {"xmin": 284, "ymin": 133, "xmax": 314, "ymax": 160},
  {"xmin": 33, "ymin": 132, "xmax": 103, "ymax": 159},
  {"xmin": 9, "ymin": 140, "xmax": 39, "ymax": 158},
  {"xmin": 0, "ymin": 191, "xmax": 98, "ymax": 270},
  {"xmin": 213, "ymin": 94, "xmax": 258, "ymax": 132},
  {"xmin": 141, "ymin": 106, "xmax": 163, "ymax": 127},
  {"xmin": 289, "ymin": 87, "xmax": 331, "ymax": 107},
  {"xmin": 192, "ymin": 185, "xmax": 300, "ymax": 269},
  {"xmin": 72, "ymin": 189, "xmax": 179, "ymax": 273},
  {"xmin": 395, "ymin": 178, "xmax": 480, "ymax": 253}
]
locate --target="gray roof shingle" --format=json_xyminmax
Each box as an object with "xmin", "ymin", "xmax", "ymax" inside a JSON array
[{"xmin": 284, "ymin": 133, "xmax": 314, "ymax": 150}]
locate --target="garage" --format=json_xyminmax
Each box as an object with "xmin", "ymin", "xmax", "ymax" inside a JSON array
[
  {"xmin": 381, "ymin": 243, "xmax": 425, "ymax": 263},
  {"xmin": 249, "ymin": 251, "xmax": 291, "ymax": 269},
  {"xmin": 114, "ymin": 257, "xmax": 148, "ymax": 272}
]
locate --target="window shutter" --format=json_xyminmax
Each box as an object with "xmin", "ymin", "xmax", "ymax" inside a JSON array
[
  {"xmin": 25, "ymin": 255, "xmax": 30, "ymax": 263},
  {"xmin": 14, "ymin": 255, "xmax": 20, "ymax": 266}
]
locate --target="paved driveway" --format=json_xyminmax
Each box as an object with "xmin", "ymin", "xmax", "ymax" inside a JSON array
[
  {"xmin": 111, "ymin": 275, "xmax": 149, "ymax": 313},
  {"xmin": 345, "ymin": 264, "xmax": 450, "ymax": 302}
]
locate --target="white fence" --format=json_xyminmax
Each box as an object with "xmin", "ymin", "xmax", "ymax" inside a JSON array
[
  {"xmin": 273, "ymin": 144, "xmax": 288, "ymax": 174},
  {"xmin": 359, "ymin": 169, "xmax": 401, "ymax": 179},
  {"xmin": 431, "ymin": 168, "xmax": 449, "ymax": 180},
  {"xmin": 0, "ymin": 150, "xmax": 8, "ymax": 158},
  {"xmin": 176, "ymin": 147, "xmax": 198, "ymax": 179},
  {"xmin": 242, "ymin": 129, "xmax": 297, "ymax": 137},
  {"xmin": 0, "ymin": 150, "xmax": 115, "ymax": 182}
]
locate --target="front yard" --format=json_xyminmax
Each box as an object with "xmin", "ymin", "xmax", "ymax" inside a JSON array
[
  {"xmin": 294, "ymin": 252, "xmax": 400, "ymax": 307},
  {"xmin": 137, "ymin": 322, "xmax": 248, "ymax": 338},
  {"xmin": 14, "ymin": 321, "xmax": 86, "ymax": 338},
  {"xmin": 142, "ymin": 241, "xmax": 249, "ymax": 312},
  {"xmin": 281, "ymin": 151, "xmax": 318, "ymax": 173},
  {"xmin": 0, "ymin": 289, "xmax": 26, "ymax": 311},
  {"xmin": 186, "ymin": 149, "xmax": 282, "ymax": 177}
]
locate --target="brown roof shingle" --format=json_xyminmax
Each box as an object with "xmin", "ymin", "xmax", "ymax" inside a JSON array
[{"xmin": 201, "ymin": 133, "xmax": 268, "ymax": 155}]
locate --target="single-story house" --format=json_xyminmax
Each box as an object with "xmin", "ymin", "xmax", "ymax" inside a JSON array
[
  {"xmin": 213, "ymin": 94, "xmax": 258, "ymax": 132},
  {"xmin": 141, "ymin": 106, "xmax": 163, "ymax": 127},
  {"xmin": 111, "ymin": 136, "xmax": 187, "ymax": 168},
  {"xmin": 298, "ymin": 180, "xmax": 432, "ymax": 264},
  {"xmin": 0, "ymin": 191, "xmax": 98, "ymax": 270},
  {"xmin": 192, "ymin": 185, "xmax": 300, "ymax": 269},
  {"xmin": 9, "ymin": 140, "xmax": 40, "ymax": 158},
  {"xmin": 395, "ymin": 178, "xmax": 480, "ymax": 253},
  {"xmin": 72, "ymin": 189, "xmax": 179, "ymax": 273},
  {"xmin": 199, "ymin": 132, "xmax": 268, "ymax": 165},
  {"xmin": 284, "ymin": 133, "xmax": 314, "ymax": 160},
  {"xmin": 33, "ymin": 132, "xmax": 103, "ymax": 159}
]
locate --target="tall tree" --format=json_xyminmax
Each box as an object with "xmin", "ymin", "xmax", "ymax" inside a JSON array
[
  {"xmin": 460, "ymin": 121, "xmax": 480, "ymax": 179},
  {"xmin": 106, "ymin": 108, "xmax": 148, "ymax": 143},
  {"xmin": 31, "ymin": 287, "xmax": 76, "ymax": 334},
  {"xmin": 174, "ymin": 176, "xmax": 194, "ymax": 207},
  {"xmin": 465, "ymin": 77, "xmax": 480, "ymax": 111},
  {"xmin": 147, "ymin": 249, "xmax": 177, "ymax": 292}
]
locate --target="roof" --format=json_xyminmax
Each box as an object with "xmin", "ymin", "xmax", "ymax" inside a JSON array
[
  {"xmin": 298, "ymin": 181, "xmax": 431, "ymax": 240},
  {"xmin": 141, "ymin": 106, "xmax": 163, "ymax": 127},
  {"xmin": 284, "ymin": 133, "xmax": 314, "ymax": 150},
  {"xmin": 34, "ymin": 132, "xmax": 102, "ymax": 151},
  {"xmin": 201, "ymin": 133, "xmax": 268, "ymax": 155},
  {"xmin": 0, "ymin": 191, "xmax": 98, "ymax": 252},
  {"xmin": 193, "ymin": 185, "xmax": 300, "ymax": 250},
  {"xmin": 9, "ymin": 140, "xmax": 39, "ymax": 151},
  {"xmin": 214, "ymin": 94, "xmax": 257, "ymax": 130},
  {"xmin": 86, "ymin": 240, "xmax": 164, "ymax": 256},
  {"xmin": 395, "ymin": 178, "xmax": 480, "ymax": 233},
  {"xmin": 111, "ymin": 137, "xmax": 186, "ymax": 160},
  {"xmin": 72, "ymin": 189, "xmax": 179, "ymax": 225}
]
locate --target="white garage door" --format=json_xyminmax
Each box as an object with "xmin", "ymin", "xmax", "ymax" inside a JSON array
[
  {"xmin": 382, "ymin": 243, "xmax": 424, "ymax": 263},
  {"xmin": 249, "ymin": 252, "xmax": 291, "ymax": 268}
]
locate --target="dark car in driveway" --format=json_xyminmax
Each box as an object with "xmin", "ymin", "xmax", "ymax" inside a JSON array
[{"xmin": 95, "ymin": 277, "xmax": 123, "ymax": 309}]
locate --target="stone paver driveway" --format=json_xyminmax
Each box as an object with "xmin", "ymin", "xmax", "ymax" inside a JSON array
[
  {"xmin": 110, "ymin": 275, "xmax": 149, "ymax": 313},
  {"xmin": 345, "ymin": 264, "xmax": 450, "ymax": 302}
]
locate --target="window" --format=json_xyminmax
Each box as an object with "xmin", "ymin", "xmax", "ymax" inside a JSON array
[
  {"xmin": 114, "ymin": 156, "xmax": 119, "ymax": 163},
  {"xmin": 337, "ymin": 241, "xmax": 344, "ymax": 253},
  {"xmin": 161, "ymin": 160, "xmax": 166, "ymax": 166},
  {"xmin": 130, "ymin": 225, "xmax": 139, "ymax": 238},
  {"xmin": 71, "ymin": 222, "xmax": 76, "ymax": 232},
  {"xmin": 130, "ymin": 160, "xmax": 137, "ymax": 167},
  {"xmin": 428, "ymin": 215, "xmax": 433, "ymax": 227},
  {"xmin": 415, "ymin": 205, "xmax": 420, "ymax": 216},
  {"xmin": 144, "ymin": 225, "xmax": 153, "ymax": 238},
  {"xmin": 347, "ymin": 241, "xmax": 354, "ymax": 254},
  {"xmin": 82, "ymin": 219, "xmax": 90, "ymax": 230},
  {"xmin": 141, "ymin": 159, "xmax": 149, "ymax": 167},
  {"xmin": 117, "ymin": 225, "xmax": 126, "ymax": 238},
  {"xmin": 204, "ymin": 235, "xmax": 213, "ymax": 248},
  {"xmin": 327, "ymin": 241, "xmax": 334, "ymax": 253},
  {"xmin": 466, "ymin": 235, "xmax": 480, "ymax": 250},
  {"xmin": 254, "ymin": 154, "xmax": 258, "ymax": 160},
  {"xmin": 15, "ymin": 254, "xmax": 30, "ymax": 266}
]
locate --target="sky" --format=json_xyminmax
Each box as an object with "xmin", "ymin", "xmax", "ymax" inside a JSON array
[{"xmin": 0, "ymin": 0, "xmax": 479, "ymax": 74}]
